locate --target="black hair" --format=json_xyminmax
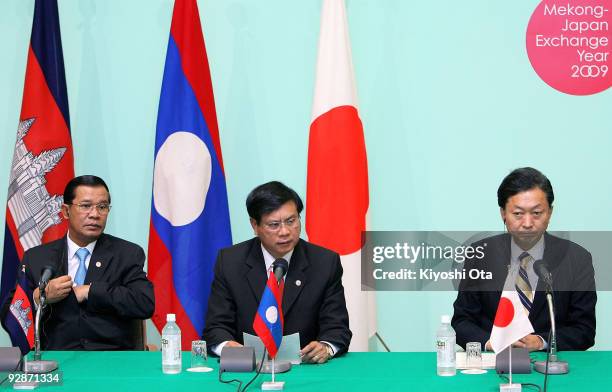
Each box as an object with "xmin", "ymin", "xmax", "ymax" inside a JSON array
[
  {"xmin": 497, "ymin": 167, "xmax": 553, "ymax": 209},
  {"xmin": 63, "ymin": 175, "xmax": 111, "ymax": 205},
  {"xmin": 246, "ymin": 181, "xmax": 303, "ymax": 224}
]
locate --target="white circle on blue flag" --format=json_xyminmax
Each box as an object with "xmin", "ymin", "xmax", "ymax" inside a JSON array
[
  {"xmin": 265, "ymin": 306, "xmax": 278, "ymax": 324},
  {"xmin": 153, "ymin": 131, "xmax": 211, "ymax": 226}
]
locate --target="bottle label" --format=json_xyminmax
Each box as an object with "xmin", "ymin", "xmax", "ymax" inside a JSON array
[
  {"xmin": 162, "ymin": 335, "xmax": 182, "ymax": 365},
  {"xmin": 436, "ymin": 337, "xmax": 456, "ymax": 367}
]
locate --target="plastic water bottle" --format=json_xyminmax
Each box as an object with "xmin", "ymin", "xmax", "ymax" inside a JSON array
[
  {"xmin": 436, "ymin": 314, "xmax": 456, "ymax": 376},
  {"xmin": 162, "ymin": 313, "xmax": 182, "ymax": 374}
]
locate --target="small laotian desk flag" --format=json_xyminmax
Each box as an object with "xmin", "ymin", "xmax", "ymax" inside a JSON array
[{"xmin": 253, "ymin": 272, "xmax": 284, "ymax": 358}]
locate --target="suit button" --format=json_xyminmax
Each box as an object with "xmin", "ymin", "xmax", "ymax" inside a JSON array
[{"xmin": 81, "ymin": 338, "xmax": 89, "ymax": 345}]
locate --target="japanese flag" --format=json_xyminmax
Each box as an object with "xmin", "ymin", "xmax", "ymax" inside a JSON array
[
  {"xmin": 306, "ymin": 0, "xmax": 374, "ymax": 352},
  {"xmin": 490, "ymin": 290, "xmax": 534, "ymax": 354}
]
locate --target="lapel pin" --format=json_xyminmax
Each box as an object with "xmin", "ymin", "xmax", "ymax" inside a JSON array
[
  {"xmin": 95, "ymin": 261, "xmax": 102, "ymax": 268},
  {"xmin": 295, "ymin": 280, "xmax": 302, "ymax": 287}
]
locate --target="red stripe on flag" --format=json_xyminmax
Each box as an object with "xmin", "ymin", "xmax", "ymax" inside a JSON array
[
  {"xmin": 306, "ymin": 105, "xmax": 368, "ymax": 255},
  {"xmin": 148, "ymin": 221, "xmax": 200, "ymax": 349},
  {"xmin": 170, "ymin": 0, "xmax": 225, "ymax": 173},
  {"xmin": 20, "ymin": 46, "xmax": 73, "ymax": 243}
]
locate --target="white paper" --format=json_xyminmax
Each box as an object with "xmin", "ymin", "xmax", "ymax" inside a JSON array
[
  {"xmin": 243, "ymin": 332, "xmax": 302, "ymax": 365},
  {"xmin": 455, "ymin": 351, "xmax": 496, "ymax": 369}
]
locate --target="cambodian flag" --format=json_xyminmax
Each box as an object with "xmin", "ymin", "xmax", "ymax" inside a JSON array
[
  {"xmin": 148, "ymin": 0, "xmax": 232, "ymax": 348},
  {"xmin": 1, "ymin": 0, "xmax": 74, "ymax": 355},
  {"xmin": 2, "ymin": 266, "xmax": 34, "ymax": 355},
  {"xmin": 253, "ymin": 273, "xmax": 284, "ymax": 359}
]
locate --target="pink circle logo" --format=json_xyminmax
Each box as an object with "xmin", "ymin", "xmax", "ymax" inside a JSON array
[{"xmin": 526, "ymin": 0, "xmax": 611, "ymax": 95}]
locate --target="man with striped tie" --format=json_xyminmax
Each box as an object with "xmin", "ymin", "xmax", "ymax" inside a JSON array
[{"xmin": 452, "ymin": 167, "xmax": 596, "ymax": 351}]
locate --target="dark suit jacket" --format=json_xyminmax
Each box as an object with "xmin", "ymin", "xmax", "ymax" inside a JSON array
[
  {"xmin": 2, "ymin": 233, "xmax": 155, "ymax": 350},
  {"xmin": 452, "ymin": 233, "xmax": 596, "ymax": 351},
  {"xmin": 203, "ymin": 238, "xmax": 352, "ymax": 355}
]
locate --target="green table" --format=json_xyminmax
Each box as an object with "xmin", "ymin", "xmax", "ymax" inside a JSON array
[{"xmin": 2, "ymin": 351, "xmax": 611, "ymax": 391}]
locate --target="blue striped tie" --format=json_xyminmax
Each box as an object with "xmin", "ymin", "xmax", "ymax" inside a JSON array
[
  {"xmin": 74, "ymin": 248, "xmax": 90, "ymax": 285},
  {"xmin": 515, "ymin": 252, "xmax": 534, "ymax": 313}
]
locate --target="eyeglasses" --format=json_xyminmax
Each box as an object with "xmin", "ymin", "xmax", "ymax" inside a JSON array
[
  {"xmin": 262, "ymin": 216, "xmax": 300, "ymax": 233},
  {"xmin": 70, "ymin": 203, "xmax": 112, "ymax": 215}
]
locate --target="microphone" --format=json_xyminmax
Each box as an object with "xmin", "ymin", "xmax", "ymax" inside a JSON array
[
  {"xmin": 38, "ymin": 265, "xmax": 56, "ymax": 297},
  {"xmin": 26, "ymin": 264, "xmax": 59, "ymax": 373},
  {"xmin": 532, "ymin": 259, "xmax": 569, "ymax": 375},
  {"xmin": 272, "ymin": 258, "xmax": 289, "ymax": 283},
  {"xmin": 533, "ymin": 260, "xmax": 553, "ymax": 290}
]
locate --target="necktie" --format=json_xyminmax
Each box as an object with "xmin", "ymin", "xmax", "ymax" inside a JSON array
[
  {"xmin": 515, "ymin": 252, "xmax": 534, "ymax": 313},
  {"xmin": 74, "ymin": 248, "xmax": 90, "ymax": 285}
]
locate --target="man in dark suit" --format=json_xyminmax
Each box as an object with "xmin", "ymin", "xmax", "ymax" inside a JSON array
[
  {"xmin": 452, "ymin": 167, "xmax": 596, "ymax": 351},
  {"xmin": 2, "ymin": 175, "xmax": 154, "ymax": 350},
  {"xmin": 203, "ymin": 181, "xmax": 351, "ymax": 363}
]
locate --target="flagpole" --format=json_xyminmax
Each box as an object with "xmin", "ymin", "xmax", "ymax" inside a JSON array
[
  {"xmin": 271, "ymin": 357, "xmax": 276, "ymax": 383},
  {"xmin": 509, "ymin": 347, "xmax": 513, "ymax": 385}
]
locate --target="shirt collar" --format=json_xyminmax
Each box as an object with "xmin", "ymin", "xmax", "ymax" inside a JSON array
[
  {"xmin": 510, "ymin": 233, "xmax": 545, "ymax": 263},
  {"xmin": 66, "ymin": 232, "xmax": 97, "ymax": 259},
  {"xmin": 260, "ymin": 244, "xmax": 294, "ymax": 272}
]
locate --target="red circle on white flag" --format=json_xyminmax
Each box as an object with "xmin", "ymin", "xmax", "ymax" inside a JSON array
[{"xmin": 494, "ymin": 297, "xmax": 515, "ymax": 327}]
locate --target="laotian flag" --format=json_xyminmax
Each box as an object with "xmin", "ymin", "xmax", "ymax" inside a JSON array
[
  {"xmin": 490, "ymin": 290, "xmax": 534, "ymax": 354},
  {"xmin": 0, "ymin": 0, "xmax": 74, "ymax": 354},
  {"xmin": 148, "ymin": 0, "xmax": 232, "ymax": 349},
  {"xmin": 253, "ymin": 273, "xmax": 284, "ymax": 359},
  {"xmin": 306, "ymin": 0, "xmax": 374, "ymax": 351}
]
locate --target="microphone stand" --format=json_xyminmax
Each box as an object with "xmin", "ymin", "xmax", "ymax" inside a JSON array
[
  {"xmin": 24, "ymin": 285, "xmax": 58, "ymax": 373},
  {"xmin": 534, "ymin": 287, "xmax": 568, "ymax": 375}
]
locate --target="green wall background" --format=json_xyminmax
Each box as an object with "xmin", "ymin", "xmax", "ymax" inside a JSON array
[{"xmin": 0, "ymin": 0, "xmax": 610, "ymax": 351}]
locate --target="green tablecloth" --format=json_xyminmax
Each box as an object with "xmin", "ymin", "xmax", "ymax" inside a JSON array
[{"xmin": 2, "ymin": 351, "xmax": 611, "ymax": 391}]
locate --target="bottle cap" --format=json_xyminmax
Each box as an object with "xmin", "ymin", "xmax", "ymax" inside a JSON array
[
  {"xmin": 441, "ymin": 315, "xmax": 451, "ymax": 324},
  {"xmin": 167, "ymin": 313, "xmax": 176, "ymax": 322}
]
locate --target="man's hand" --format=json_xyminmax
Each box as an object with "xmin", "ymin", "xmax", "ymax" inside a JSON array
[
  {"xmin": 34, "ymin": 275, "xmax": 73, "ymax": 304},
  {"xmin": 73, "ymin": 285, "xmax": 90, "ymax": 303},
  {"xmin": 226, "ymin": 341, "xmax": 243, "ymax": 348},
  {"xmin": 300, "ymin": 341, "xmax": 331, "ymax": 364},
  {"xmin": 513, "ymin": 334, "xmax": 544, "ymax": 351}
]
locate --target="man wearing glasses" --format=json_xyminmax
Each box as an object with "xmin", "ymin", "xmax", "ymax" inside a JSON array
[
  {"xmin": 3, "ymin": 175, "xmax": 154, "ymax": 350},
  {"xmin": 203, "ymin": 181, "xmax": 351, "ymax": 363}
]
